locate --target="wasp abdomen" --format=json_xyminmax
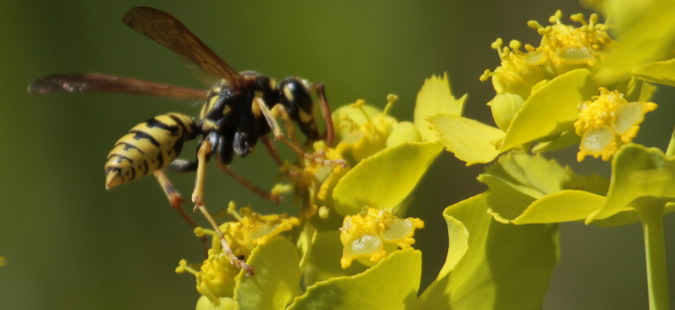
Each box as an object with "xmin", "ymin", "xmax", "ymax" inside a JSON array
[{"xmin": 105, "ymin": 113, "xmax": 197, "ymax": 189}]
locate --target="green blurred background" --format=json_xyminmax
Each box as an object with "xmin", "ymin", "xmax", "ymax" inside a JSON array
[{"xmin": 1, "ymin": 0, "xmax": 674, "ymax": 309}]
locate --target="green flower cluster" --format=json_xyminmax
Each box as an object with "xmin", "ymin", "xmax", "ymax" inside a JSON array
[{"xmin": 176, "ymin": 2, "xmax": 675, "ymax": 309}]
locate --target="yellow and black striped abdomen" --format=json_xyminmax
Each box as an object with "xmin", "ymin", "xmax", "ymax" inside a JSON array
[{"xmin": 105, "ymin": 113, "xmax": 197, "ymax": 189}]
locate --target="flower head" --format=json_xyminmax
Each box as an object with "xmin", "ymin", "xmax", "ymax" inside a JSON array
[
  {"xmin": 531, "ymin": 11, "xmax": 612, "ymax": 75},
  {"xmin": 333, "ymin": 96, "xmax": 399, "ymax": 162},
  {"xmin": 220, "ymin": 205, "xmax": 300, "ymax": 257},
  {"xmin": 339, "ymin": 207, "xmax": 424, "ymax": 269},
  {"xmin": 574, "ymin": 88, "xmax": 657, "ymax": 161},
  {"xmin": 277, "ymin": 140, "xmax": 349, "ymax": 220},
  {"xmin": 481, "ymin": 11, "xmax": 613, "ymax": 98},
  {"xmin": 176, "ymin": 253, "xmax": 239, "ymax": 303},
  {"xmin": 176, "ymin": 203, "xmax": 300, "ymax": 304},
  {"xmin": 480, "ymin": 38, "xmax": 548, "ymax": 98}
]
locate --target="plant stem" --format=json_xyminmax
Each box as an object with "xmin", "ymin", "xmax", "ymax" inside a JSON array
[{"xmin": 635, "ymin": 199, "xmax": 669, "ymax": 310}]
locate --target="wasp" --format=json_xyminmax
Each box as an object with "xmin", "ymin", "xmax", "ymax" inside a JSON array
[{"xmin": 28, "ymin": 7, "xmax": 339, "ymax": 275}]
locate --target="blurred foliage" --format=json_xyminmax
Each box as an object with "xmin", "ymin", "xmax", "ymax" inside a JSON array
[{"xmin": 1, "ymin": 0, "xmax": 674, "ymax": 309}]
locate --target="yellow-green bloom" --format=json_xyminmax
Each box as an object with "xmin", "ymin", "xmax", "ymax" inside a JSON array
[
  {"xmin": 220, "ymin": 206, "xmax": 300, "ymax": 258},
  {"xmin": 574, "ymin": 88, "xmax": 657, "ymax": 161},
  {"xmin": 176, "ymin": 253, "xmax": 240, "ymax": 303},
  {"xmin": 339, "ymin": 207, "xmax": 424, "ymax": 269},
  {"xmin": 276, "ymin": 140, "xmax": 349, "ymax": 220},
  {"xmin": 0, "ymin": 256, "xmax": 6, "ymax": 267},
  {"xmin": 176, "ymin": 205, "xmax": 300, "ymax": 304},
  {"xmin": 487, "ymin": 93, "xmax": 525, "ymax": 131},
  {"xmin": 333, "ymin": 96, "xmax": 399, "ymax": 162},
  {"xmin": 481, "ymin": 11, "xmax": 612, "ymax": 98},
  {"xmin": 531, "ymin": 11, "xmax": 612, "ymax": 75},
  {"xmin": 307, "ymin": 140, "xmax": 349, "ymax": 203},
  {"xmin": 480, "ymin": 38, "xmax": 547, "ymax": 99}
]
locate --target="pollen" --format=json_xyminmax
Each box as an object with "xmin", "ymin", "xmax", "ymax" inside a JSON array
[
  {"xmin": 480, "ymin": 38, "xmax": 547, "ymax": 99},
  {"xmin": 339, "ymin": 207, "xmax": 423, "ymax": 269},
  {"xmin": 531, "ymin": 10, "xmax": 612, "ymax": 75},
  {"xmin": 333, "ymin": 96, "xmax": 399, "ymax": 161},
  {"xmin": 176, "ymin": 254, "xmax": 237, "ymax": 304},
  {"xmin": 574, "ymin": 88, "xmax": 657, "ymax": 161},
  {"xmin": 219, "ymin": 206, "xmax": 301, "ymax": 258},
  {"xmin": 482, "ymin": 11, "xmax": 613, "ymax": 98},
  {"xmin": 177, "ymin": 204, "xmax": 301, "ymax": 304}
]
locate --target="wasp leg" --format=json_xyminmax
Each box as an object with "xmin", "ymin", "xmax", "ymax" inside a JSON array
[
  {"xmin": 271, "ymin": 102, "xmax": 299, "ymax": 144},
  {"xmin": 153, "ymin": 170, "xmax": 209, "ymax": 252},
  {"xmin": 310, "ymin": 83, "xmax": 335, "ymax": 146},
  {"xmin": 216, "ymin": 162, "xmax": 281, "ymax": 203},
  {"xmin": 154, "ymin": 170, "xmax": 191, "ymax": 225},
  {"xmin": 192, "ymin": 140, "xmax": 254, "ymax": 276},
  {"xmin": 261, "ymin": 135, "xmax": 283, "ymax": 166},
  {"xmin": 167, "ymin": 158, "xmax": 198, "ymax": 172},
  {"xmin": 253, "ymin": 97, "xmax": 345, "ymax": 167},
  {"xmin": 172, "ymin": 151, "xmax": 280, "ymax": 202},
  {"xmin": 254, "ymin": 97, "xmax": 306, "ymax": 156}
]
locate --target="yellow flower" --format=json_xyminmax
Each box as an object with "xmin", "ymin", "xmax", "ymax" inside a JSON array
[
  {"xmin": 480, "ymin": 38, "xmax": 548, "ymax": 99},
  {"xmin": 176, "ymin": 204, "xmax": 300, "ymax": 304},
  {"xmin": 276, "ymin": 140, "xmax": 348, "ymax": 220},
  {"xmin": 220, "ymin": 206, "xmax": 300, "ymax": 258},
  {"xmin": 333, "ymin": 96, "xmax": 399, "ymax": 162},
  {"xmin": 0, "ymin": 256, "xmax": 7, "ymax": 267},
  {"xmin": 530, "ymin": 11, "xmax": 612, "ymax": 75},
  {"xmin": 574, "ymin": 88, "xmax": 657, "ymax": 161},
  {"xmin": 307, "ymin": 141, "xmax": 349, "ymax": 203},
  {"xmin": 177, "ymin": 252, "xmax": 240, "ymax": 302},
  {"xmin": 339, "ymin": 207, "xmax": 424, "ymax": 269},
  {"xmin": 481, "ymin": 11, "xmax": 613, "ymax": 98}
]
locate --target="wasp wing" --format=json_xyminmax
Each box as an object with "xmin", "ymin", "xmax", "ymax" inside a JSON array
[
  {"xmin": 28, "ymin": 73, "xmax": 208, "ymax": 99},
  {"xmin": 122, "ymin": 7, "xmax": 243, "ymax": 87}
]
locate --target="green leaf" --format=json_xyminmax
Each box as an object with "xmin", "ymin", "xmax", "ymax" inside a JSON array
[
  {"xmin": 488, "ymin": 93, "xmax": 525, "ymax": 131},
  {"xmin": 596, "ymin": 1, "xmax": 675, "ymax": 84},
  {"xmin": 332, "ymin": 141, "xmax": 443, "ymax": 215},
  {"xmin": 500, "ymin": 69, "xmax": 596, "ymax": 152},
  {"xmin": 300, "ymin": 229, "xmax": 366, "ymax": 287},
  {"xmin": 592, "ymin": 203, "xmax": 675, "ymax": 227},
  {"xmin": 512, "ymin": 190, "xmax": 605, "ymax": 224},
  {"xmin": 416, "ymin": 193, "xmax": 558, "ymax": 310},
  {"xmin": 587, "ymin": 144, "xmax": 675, "ymax": 223},
  {"xmin": 233, "ymin": 237, "xmax": 302, "ymax": 310},
  {"xmin": 616, "ymin": 76, "xmax": 658, "ymax": 103},
  {"xmin": 414, "ymin": 73, "xmax": 467, "ymax": 141},
  {"xmin": 386, "ymin": 121, "xmax": 422, "ymax": 147},
  {"xmin": 601, "ymin": 0, "xmax": 658, "ymax": 34},
  {"xmin": 296, "ymin": 222, "xmax": 316, "ymax": 270},
  {"xmin": 430, "ymin": 70, "xmax": 594, "ymax": 165},
  {"xmin": 429, "ymin": 115, "xmax": 504, "ymax": 165},
  {"xmin": 479, "ymin": 153, "xmax": 614, "ymax": 224},
  {"xmin": 197, "ymin": 296, "xmax": 235, "ymax": 310},
  {"xmin": 478, "ymin": 152, "xmax": 569, "ymax": 222},
  {"xmin": 633, "ymin": 58, "xmax": 675, "ymax": 87},
  {"xmin": 532, "ymin": 130, "xmax": 581, "ymax": 153},
  {"xmin": 638, "ymin": 80, "xmax": 658, "ymax": 102},
  {"xmin": 288, "ymin": 249, "xmax": 421, "ymax": 310},
  {"xmin": 332, "ymin": 104, "xmax": 388, "ymax": 142},
  {"xmin": 563, "ymin": 171, "xmax": 610, "ymax": 196},
  {"xmin": 478, "ymin": 173, "xmax": 536, "ymax": 223}
]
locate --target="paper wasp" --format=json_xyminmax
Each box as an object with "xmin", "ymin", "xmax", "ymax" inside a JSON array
[{"xmin": 28, "ymin": 6, "xmax": 338, "ymax": 275}]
